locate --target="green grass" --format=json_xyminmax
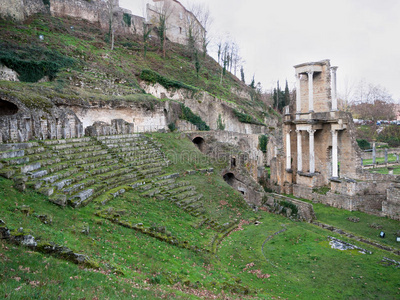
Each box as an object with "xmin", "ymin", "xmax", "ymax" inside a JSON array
[
  {"xmin": 1, "ymin": 133, "xmax": 400, "ymax": 298},
  {"xmin": 368, "ymin": 165, "xmax": 400, "ymax": 175},
  {"xmin": 363, "ymin": 154, "xmax": 398, "ymax": 165}
]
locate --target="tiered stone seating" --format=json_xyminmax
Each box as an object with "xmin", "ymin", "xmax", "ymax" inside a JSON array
[
  {"xmin": 0, "ymin": 134, "xmax": 172, "ymax": 208},
  {"xmin": 137, "ymin": 173, "xmax": 204, "ymax": 216}
]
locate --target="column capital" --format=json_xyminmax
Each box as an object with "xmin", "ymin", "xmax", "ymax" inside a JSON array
[
  {"xmin": 295, "ymin": 129, "xmax": 302, "ymax": 134},
  {"xmin": 331, "ymin": 66, "xmax": 338, "ymax": 72},
  {"xmin": 307, "ymin": 128, "xmax": 316, "ymax": 135},
  {"xmin": 307, "ymin": 70, "xmax": 314, "ymax": 77},
  {"xmin": 330, "ymin": 129, "xmax": 337, "ymax": 134}
]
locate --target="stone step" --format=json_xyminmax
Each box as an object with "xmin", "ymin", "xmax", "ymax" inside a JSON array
[
  {"xmin": 124, "ymin": 154, "xmax": 164, "ymax": 165},
  {"xmin": 0, "ymin": 149, "xmax": 25, "ymax": 159},
  {"xmin": 140, "ymin": 187, "xmax": 161, "ymax": 198},
  {"xmin": 177, "ymin": 194, "xmax": 203, "ymax": 207},
  {"xmin": 140, "ymin": 167, "xmax": 163, "ymax": 177},
  {"xmin": 0, "ymin": 142, "xmax": 39, "ymax": 152},
  {"xmin": 49, "ymin": 141, "xmax": 95, "ymax": 151},
  {"xmin": 43, "ymin": 137, "xmax": 91, "ymax": 145},
  {"xmin": 164, "ymin": 185, "xmax": 195, "ymax": 196},
  {"xmin": 171, "ymin": 190, "xmax": 198, "ymax": 201},
  {"xmin": 96, "ymin": 134, "xmax": 142, "ymax": 141},
  {"xmin": 53, "ymin": 144, "xmax": 103, "ymax": 156},
  {"xmin": 61, "ymin": 149, "xmax": 109, "ymax": 161}
]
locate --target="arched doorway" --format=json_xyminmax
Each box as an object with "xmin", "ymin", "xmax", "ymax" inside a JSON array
[
  {"xmin": 192, "ymin": 136, "xmax": 205, "ymax": 152},
  {"xmin": 0, "ymin": 100, "xmax": 18, "ymax": 116}
]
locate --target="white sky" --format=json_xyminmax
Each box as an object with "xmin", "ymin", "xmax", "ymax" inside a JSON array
[{"xmin": 119, "ymin": 0, "xmax": 400, "ymax": 102}]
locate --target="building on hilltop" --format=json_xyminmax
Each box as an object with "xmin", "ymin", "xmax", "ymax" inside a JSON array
[
  {"xmin": 271, "ymin": 59, "xmax": 400, "ymax": 220},
  {"xmin": 146, "ymin": 0, "xmax": 205, "ymax": 50}
]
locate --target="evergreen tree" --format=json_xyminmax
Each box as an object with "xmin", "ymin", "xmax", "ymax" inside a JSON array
[
  {"xmin": 284, "ymin": 80, "xmax": 291, "ymax": 106},
  {"xmin": 240, "ymin": 66, "xmax": 245, "ymax": 83}
]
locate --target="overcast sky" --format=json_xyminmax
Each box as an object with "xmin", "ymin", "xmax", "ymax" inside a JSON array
[{"xmin": 119, "ymin": 0, "xmax": 400, "ymax": 102}]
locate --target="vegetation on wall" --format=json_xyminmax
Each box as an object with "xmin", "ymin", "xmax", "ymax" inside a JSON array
[
  {"xmin": 122, "ymin": 13, "xmax": 132, "ymax": 27},
  {"xmin": 180, "ymin": 103, "xmax": 209, "ymax": 131},
  {"xmin": 258, "ymin": 135, "xmax": 268, "ymax": 153},
  {"xmin": 0, "ymin": 45, "xmax": 74, "ymax": 82},
  {"xmin": 216, "ymin": 114, "xmax": 225, "ymax": 130},
  {"xmin": 140, "ymin": 69, "xmax": 199, "ymax": 92},
  {"xmin": 233, "ymin": 109, "xmax": 264, "ymax": 125}
]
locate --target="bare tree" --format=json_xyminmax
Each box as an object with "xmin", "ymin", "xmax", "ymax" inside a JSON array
[
  {"xmin": 187, "ymin": 2, "xmax": 212, "ymax": 57},
  {"xmin": 149, "ymin": 0, "xmax": 173, "ymax": 58},
  {"xmin": 349, "ymin": 80, "xmax": 395, "ymax": 122},
  {"xmin": 105, "ymin": 0, "xmax": 117, "ymax": 50}
]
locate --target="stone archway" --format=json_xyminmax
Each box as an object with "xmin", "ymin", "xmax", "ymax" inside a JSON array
[
  {"xmin": 0, "ymin": 99, "xmax": 18, "ymax": 116},
  {"xmin": 192, "ymin": 136, "xmax": 206, "ymax": 152}
]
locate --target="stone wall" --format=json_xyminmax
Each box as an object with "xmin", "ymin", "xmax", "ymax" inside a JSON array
[
  {"xmin": 0, "ymin": 0, "xmax": 46, "ymax": 21},
  {"xmin": 385, "ymin": 179, "xmax": 400, "ymax": 220},
  {"xmin": 0, "ymin": 93, "xmax": 83, "ymax": 143},
  {"xmin": 0, "ymin": 65, "xmax": 19, "ymax": 82},
  {"xmin": 146, "ymin": 0, "xmax": 205, "ymax": 49},
  {"xmin": 0, "ymin": 0, "xmax": 144, "ymax": 36}
]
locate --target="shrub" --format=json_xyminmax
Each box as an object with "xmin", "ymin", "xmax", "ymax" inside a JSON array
[
  {"xmin": 180, "ymin": 104, "xmax": 209, "ymax": 131},
  {"xmin": 140, "ymin": 69, "xmax": 198, "ymax": 92},
  {"xmin": 357, "ymin": 139, "xmax": 371, "ymax": 150},
  {"xmin": 217, "ymin": 114, "xmax": 225, "ymax": 130},
  {"xmin": 377, "ymin": 125, "xmax": 400, "ymax": 147},
  {"xmin": 0, "ymin": 46, "xmax": 74, "ymax": 82},
  {"xmin": 280, "ymin": 200, "xmax": 298, "ymax": 216},
  {"xmin": 258, "ymin": 135, "xmax": 268, "ymax": 153},
  {"xmin": 167, "ymin": 122, "xmax": 176, "ymax": 132},
  {"xmin": 233, "ymin": 109, "xmax": 263, "ymax": 125}
]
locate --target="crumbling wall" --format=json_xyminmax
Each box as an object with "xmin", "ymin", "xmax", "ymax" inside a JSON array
[
  {"xmin": 0, "ymin": 93, "xmax": 83, "ymax": 143},
  {"xmin": 85, "ymin": 119, "xmax": 134, "ymax": 137},
  {"xmin": 0, "ymin": 0, "xmax": 46, "ymax": 21}
]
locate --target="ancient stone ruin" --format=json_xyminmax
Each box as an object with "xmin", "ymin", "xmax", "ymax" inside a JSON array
[{"xmin": 272, "ymin": 59, "xmax": 400, "ymax": 220}]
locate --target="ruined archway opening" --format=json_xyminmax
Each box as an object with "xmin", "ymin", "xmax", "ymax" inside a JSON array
[
  {"xmin": 192, "ymin": 136, "xmax": 205, "ymax": 152},
  {"xmin": 223, "ymin": 172, "xmax": 235, "ymax": 186},
  {"xmin": 0, "ymin": 100, "xmax": 19, "ymax": 116}
]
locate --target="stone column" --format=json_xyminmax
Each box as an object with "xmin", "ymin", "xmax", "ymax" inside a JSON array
[
  {"xmin": 308, "ymin": 129, "xmax": 316, "ymax": 173},
  {"xmin": 331, "ymin": 66, "xmax": 338, "ymax": 111},
  {"xmin": 296, "ymin": 130, "xmax": 302, "ymax": 172},
  {"xmin": 372, "ymin": 141, "xmax": 376, "ymax": 164},
  {"xmin": 307, "ymin": 71, "xmax": 314, "ymax": 112},
  {"xmin": 331, "ymin": 130, "xmax": 338, "ymax": 177},
  {"xmin": 296, "ymin": 74, "xmax": 301, "ymax": 119},
  {"xmin": 286, "ymin": 130, "xmax": 291, "ymax": 170},
  {"xmin": 396, "ymin": 153, "xmax": 399, "ymax": 163},
  {"xmin": 385, "ymin": 148, "xmax": 388, "ymax": 164}
]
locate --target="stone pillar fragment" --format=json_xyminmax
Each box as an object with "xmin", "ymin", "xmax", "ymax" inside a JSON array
[
  {"xmin": 331, "ymin": 130, "xmax": 338, "ymax": 177},
  {"xmin": 385, "ymin": 148, "xmax": 388, "ymax": 164},
  {"xmin": 296, "ymin": 130, "xmax": 302, "ymax": 172},
  {"xmin": 286, "ymin": 130, "xmax": 291, "ymax": 170},
  {"xmin": 331, "ymin": 66, "xmax": 338, "ymax": 111},
  {"xmin": 308, "ymin": 129, "xmax": 316, "ymax": 173},
  {"xmin": 296, "ymin": 74, "xmax": 301, "ymax": 119},
  {"xmin": 307, "ymin": 71, "xmax": 314, "ymax": 112},
  {"xmin": 372, "ymin": 141, "xmax": 376, "ymax": 164}
]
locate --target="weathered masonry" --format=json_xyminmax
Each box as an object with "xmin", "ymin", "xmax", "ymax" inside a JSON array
[{"xmin": 272, "ymin": 59, "xmax": 400, "ymax": 220}]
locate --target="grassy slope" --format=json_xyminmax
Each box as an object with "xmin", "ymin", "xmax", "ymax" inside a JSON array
[
  {"xmin": 0, "ymin": 14, "xmax": 269, "ymax": 123},
  {"xmin": 1, "ymin": 133, "xmax": 400, "ymax": 299}
]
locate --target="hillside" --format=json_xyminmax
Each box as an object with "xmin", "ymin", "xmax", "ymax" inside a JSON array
[
  {"xmin": 0, "ymin": 12, "xmax": 400, "ymax": 300},
  {"xmin": 0, "ymin": 14, "xmax": 272, "ymax": 126}
]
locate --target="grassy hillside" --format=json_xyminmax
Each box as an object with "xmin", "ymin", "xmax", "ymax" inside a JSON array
[
  {"xmin": 1, "ymin": 133, "xmax": 399, "ymax": 299},
  {"xmin": 0, "ymin": 14, "xmax": 271, "ymax": 124}
]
